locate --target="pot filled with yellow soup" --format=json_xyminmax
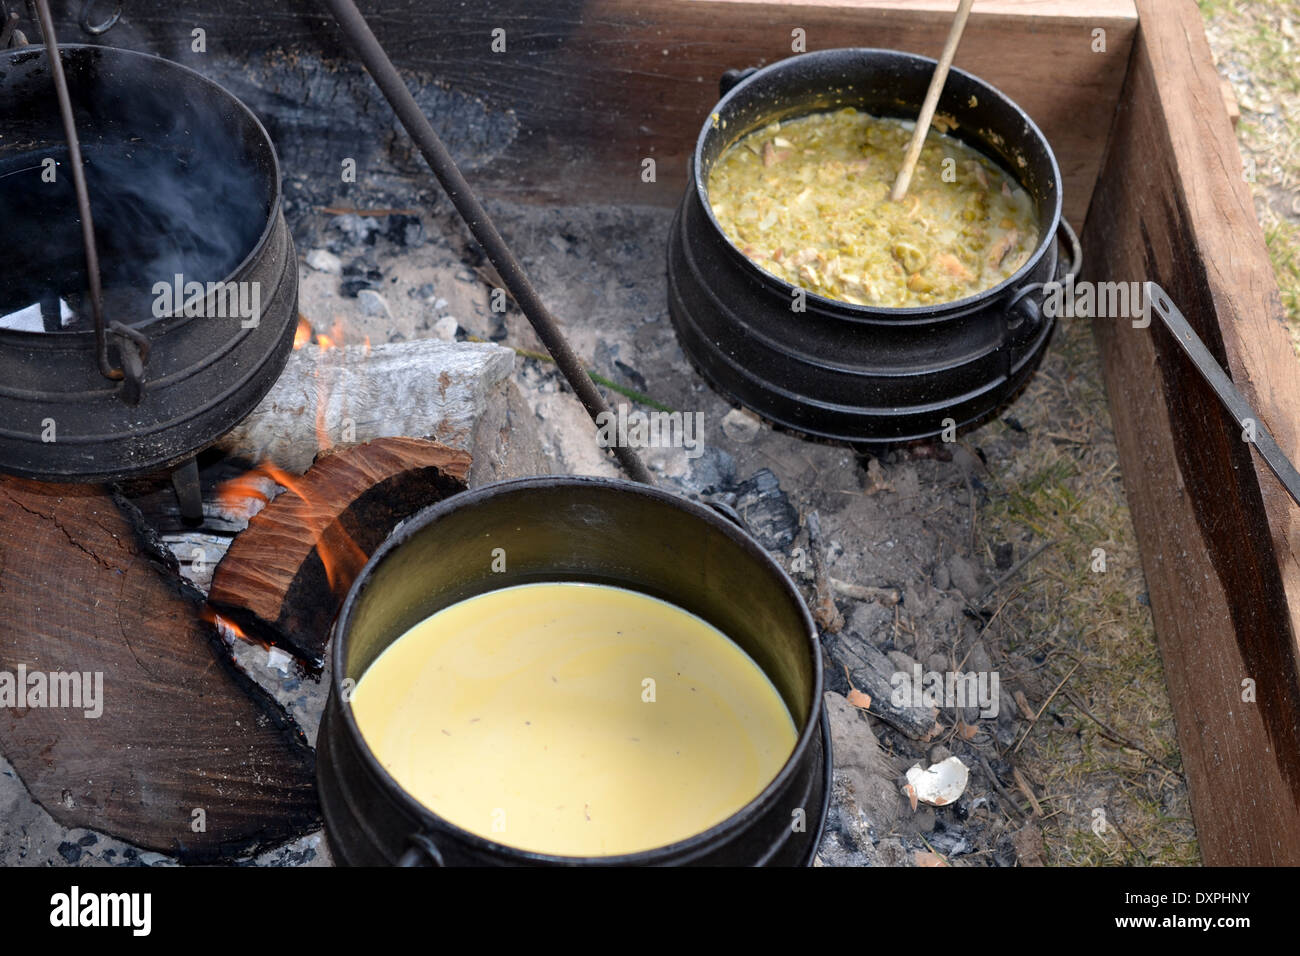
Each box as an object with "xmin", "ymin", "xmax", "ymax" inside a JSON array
[
  {"xmin": 667, "ymin": 48, "xmax": 1079, "ymax": 442},
  {"xmin": 316, "ymin": 476, "xmax": 830, "ymax": 866}
]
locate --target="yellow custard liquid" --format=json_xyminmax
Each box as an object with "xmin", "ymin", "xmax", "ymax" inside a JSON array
[{"xmin": 350, "ymin": 582, "xmax": 797, "ymax": 857}]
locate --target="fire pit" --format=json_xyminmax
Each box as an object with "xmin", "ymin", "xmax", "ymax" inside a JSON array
[{"xmin": 2, "ymin": 0, "xmax": 1297, "ymax": 875}]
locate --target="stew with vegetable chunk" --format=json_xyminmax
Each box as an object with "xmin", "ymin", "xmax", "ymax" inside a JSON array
[{"xmin": 706, "ymin": 108, "xmax": 1039, "ymax": 308}]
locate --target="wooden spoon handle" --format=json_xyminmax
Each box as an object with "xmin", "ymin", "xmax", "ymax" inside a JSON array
[{"xmin": 890, "ymin": 0, "xmax": 976, "ymax": 202}]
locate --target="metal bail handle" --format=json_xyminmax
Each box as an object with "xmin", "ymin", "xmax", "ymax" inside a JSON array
[
  {"xmin": 110, "ymin": 321, "xmax": 150, "ymax": 406},
  {"xmin": 397, "ymin": 831, "xmax": 445, "ymax": 867},
  {"xmin": 30, "ymin": 0, "xmax": 148, "ymax": 402},
  {"xmin": 719, "ymin": 67, "xmax": 759, "ymax": 98},
  {"xmin": 1004, "ymin": 218, "xmax": 1082, "ymax": 334},
  {"xmin": 79, "ymin": 0, "xmax": 122, "ymax": 35}
]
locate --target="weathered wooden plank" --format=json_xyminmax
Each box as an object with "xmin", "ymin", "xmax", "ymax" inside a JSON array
[
  {"xmin": 78, "ymin": 0, "xmax": 1135, "ymax": 226},
  {"xmin": 206, "ymin": 438, "xmax": 471, "ymax": 668},
  {"xmin": 0, "ymin": 478, "xmax": 320, "ymax": 860},
  {"xmin": 1083, "ymin": 0, "xmax": 1300, "ymax": 864}
]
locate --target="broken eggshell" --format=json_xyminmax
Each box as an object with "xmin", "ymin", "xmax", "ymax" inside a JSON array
[{"xmin": 905, "ymin": 756, "xmax": 971, "ymax": 807}]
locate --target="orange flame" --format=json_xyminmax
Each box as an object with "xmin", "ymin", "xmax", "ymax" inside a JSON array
[
  {"xmin": 201, "ymin": 605, "xmax": 250, "ymax": 643},
  {"xmin": 295, "ymin": 315, "xmax": 351, "ymax": 350},
  {"xmin": 293, "ymin": 315, "xmax": 312, "ymax": 350},
  {"xmin": 214, "ymin": 469, "xmax": 278, "ymax": 521},
  {"xmin": 215, "ymin": 462, "xmax": 367, "ymax": 602}
]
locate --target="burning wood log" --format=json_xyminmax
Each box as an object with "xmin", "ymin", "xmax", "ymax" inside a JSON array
[
  {"xmin": 0, "ymin": 477, "xmax": 319, "ymax": 860},
  {"xmin": 206, "ymin": 437, "xmax": 471, "ymax": 667},
  {"xmin": 217, "ymin": 338, "xmax": 514, "ymax": 473}
]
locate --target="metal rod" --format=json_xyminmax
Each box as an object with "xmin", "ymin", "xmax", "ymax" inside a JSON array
[
  {"xmin": 29, "ymin": 0, "xmax": 121, "ymax": 381},
  {"xmin": 1145, "ymin": 282, "xmax": 1300, "ymax": 507},
  {"xmin": 320, "ymin": 0, "xmax": 653, "ymax": 486}
]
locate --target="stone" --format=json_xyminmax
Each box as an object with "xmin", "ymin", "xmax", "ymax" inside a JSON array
[
  {"xmin": 304, "ymin": 248, "xmax": 342, "ymax": 275},
  {"xmin": 823, "ymin": 692, "xmax": 906, "ymax": 830},
  {"xmin": 966, "ymin": 640, "xmax": 993, "ymax": 675},
  {"xmin": 887, "ymin": 649, "xmax": 921, "ymax": 677},
  {"xmin": 946, "ymin": 553, "xmax": 988, "ymax": 601},
  {"xmin": 434, "ymin": 315, "xmax": 460, "ymax": 341},
  {"xmin": 357, "ymin": 288, "xmax": 392, "ymax": 319},
  {"xmin": 847, "ymin": 600, "xmax": 893, "ymax": 641},
  {"xmin": 910, "ymin": 807, "xmax": 937, "ymax": 833},
  {"xmin": 1011, "ymin": 822, "xmax": 1047, "ymax": 866},
  {"xmin": 720, "ymin": 407, "xmax": 762, "ymax": 443}
]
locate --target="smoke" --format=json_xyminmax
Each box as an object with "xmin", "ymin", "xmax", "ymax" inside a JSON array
[{"xmin": 0, "ymin": 51, "xmax": 273, "ymax": 332}]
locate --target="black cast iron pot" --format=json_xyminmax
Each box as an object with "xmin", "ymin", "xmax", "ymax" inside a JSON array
[
  {"xmin": 318, "ymin": 476, "xmax": 831, "ymax": 866},
  {"xmin": 668, "ymin": 48, "xmax": 1080, "ymax": 443},
  {"xmin": 0, "ymin": 44, "xmax": 298, "ymax": 482}
]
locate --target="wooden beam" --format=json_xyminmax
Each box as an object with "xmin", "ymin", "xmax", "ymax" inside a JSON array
[
  {"xmin": 1083, "ymin": 0, "xmax": 1300, "ymax": 864},
  {"xmin": 99, "ymin": 0, "xmax": 1135, "ymax": 227}
]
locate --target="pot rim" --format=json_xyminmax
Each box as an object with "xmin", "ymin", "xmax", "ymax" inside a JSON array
[
  {"xmin": 691, "ymin": 47, "xmax": 1064, "ymax": 320},
  {"xmin": 0, "ymin": 43, "xmax": 283, "ymax": 342},
  {"xmin": 331, "ymin": 474, "xmax": 826, "ymax": 865}
]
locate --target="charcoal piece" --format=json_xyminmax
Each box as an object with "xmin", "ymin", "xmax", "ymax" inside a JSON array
[
  {"xmin": 383, "ymin": 213, "xmax": 425, "ymax": 247},
  {"xmin": 727, "ymin": 468, "xmax": 798, "ymax": 552},
  {"xmin": 341, "ymin": 276, "xmax": 379, "ymax": 298},
  {"xmin": 823, "ymin": 630, "xmax": 942, "ymax": 741}
]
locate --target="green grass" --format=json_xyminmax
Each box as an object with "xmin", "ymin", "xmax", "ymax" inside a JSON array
[
  {"xmin": 1200, "ymin": 0, "xmax": 1300, "ymax": 353},
  {"xmin": 977, "ymin": 312, "xmax": 1198, "ymax": 866}
]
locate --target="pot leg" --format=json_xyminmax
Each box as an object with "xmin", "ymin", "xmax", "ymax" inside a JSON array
[{"xmin": 171, "ymin": 457, "xmax": 203, "ymax": 527}]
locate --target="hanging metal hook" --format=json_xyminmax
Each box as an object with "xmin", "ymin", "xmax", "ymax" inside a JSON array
[{"xmin": 79, "ymin": 0, "xmax": 121, "ymax": 35}]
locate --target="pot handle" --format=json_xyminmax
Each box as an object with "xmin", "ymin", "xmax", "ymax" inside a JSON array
[
  {"xmin": 719, "ymin": 67, "xmax": 758, "ymax": 98},
  {"xmin": 1005, "ymin": 218, "xmax": 1082, "ymax": 332},
  {"xmin": 110, "ymin": 321, "xmax": 150, "ymax": 407},
  {"xmin": 396, "ymin": 831, "xmax": 445, "ymax": 867}
]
